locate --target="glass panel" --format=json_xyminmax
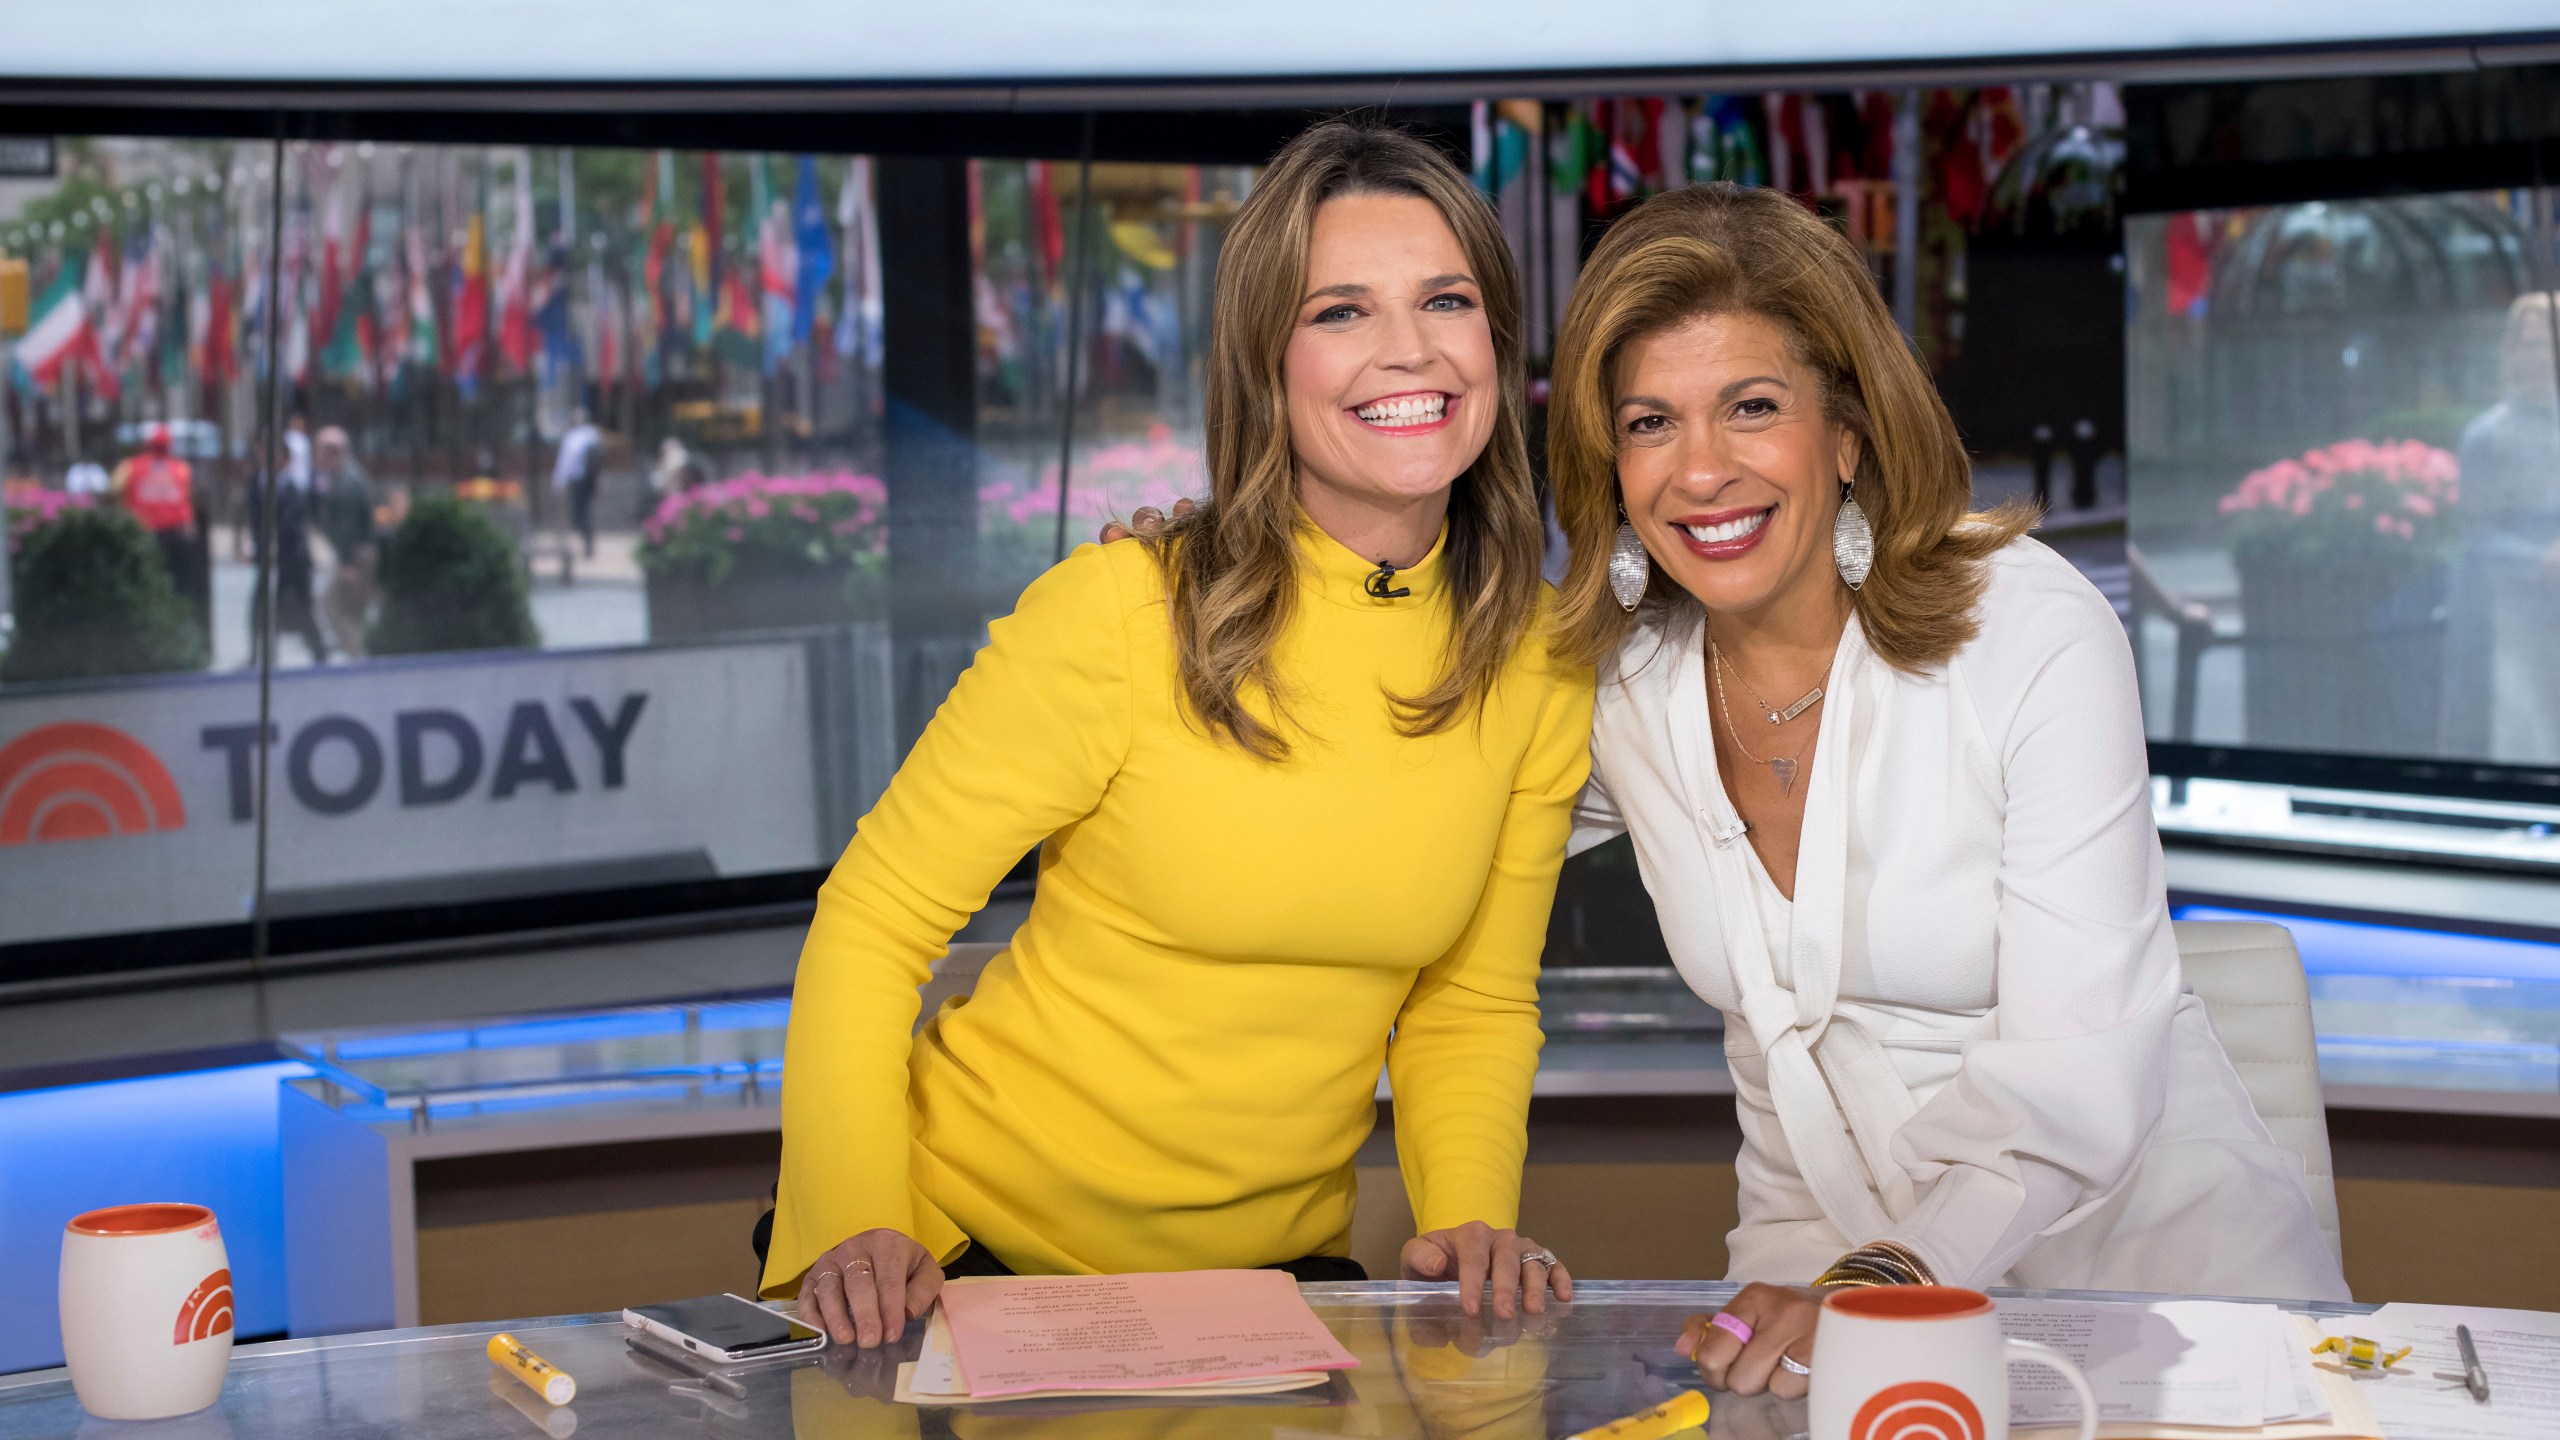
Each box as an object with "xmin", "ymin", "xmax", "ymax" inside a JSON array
[
  {"xmin": 969, "ymin": 159, "xmax": 1232, "ymax": 607},
  {"xmin": 245, "ymin": 141, "xmax": 897, "ymax": 922},
  {"xmin": 0, "ymin": 138, "xmax": 271, "ymax": 956},
  {"xmin": 2126, "ymin": 187, "xmax": 2560, "ymax": 764},
  {"xmin": 0, "ymin": 136, "xmax": 1260, "ymax": 958}
]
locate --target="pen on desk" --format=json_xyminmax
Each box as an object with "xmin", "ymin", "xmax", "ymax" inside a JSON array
[
  {"xmin": 2456, "ymin": 1324, "xmax": 2490, "ymax": 1403},
  {"xmin": 1566, "ymin": 1389, "xmax": 1711, "ymax": 1440}
]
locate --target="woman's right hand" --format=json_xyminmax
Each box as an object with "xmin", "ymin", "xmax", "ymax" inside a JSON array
[
  {"xmin": 1676, "ymin": 1281, "xmax": 1820, "ymax": 1399},
  {"xmin": 800, "ymin": 1228, "xmax": 943, "ymax": 1348}
]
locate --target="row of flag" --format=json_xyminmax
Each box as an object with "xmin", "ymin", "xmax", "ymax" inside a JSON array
[
  {"xmin": 1473, "ymin": 90, "xmax": 2049, "ymax": 229},
  {"xmin": 11, "ymin": 92, "xmax": 2089, "ymax": 414},
  {"xmin": 10, "ymin": 210, "xmax": 230, "ymax": 404},
  {"xmin": 9, "ymin": 146, "xmax": 885, "ymax": 414},
  {"xmin": 970, "ymin": 159, "xmax": 1189, "ymax": 411},
  {"xmin": 1469, "ymin": 88, "xmax": 2073, "ymax": 360}
]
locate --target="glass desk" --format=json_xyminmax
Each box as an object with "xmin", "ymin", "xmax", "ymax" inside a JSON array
[
  {"xmin": 269, "ymin": 968, "xmax": 1722, "ymax": 1128},
  {"xmin": 0, "ymin": 1281, "xmax": 2376, "ymax": 1440}
]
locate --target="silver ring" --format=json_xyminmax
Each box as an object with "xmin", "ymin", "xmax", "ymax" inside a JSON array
[
  {"xmin": 1778, "ymin": 1353, "xmax": 1812, "ymax": 1376},
  {"xmin": 1519, "ymin": 1249, "xmax": 1560, "ymax": 1268},
  {"xmin": 848, "ymin": 1260, "xmax": 874, "ymax": 1274}
]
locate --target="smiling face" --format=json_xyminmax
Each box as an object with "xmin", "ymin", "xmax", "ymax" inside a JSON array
[
  {"xmin": 1614, "ymin": 311, "xmax": 1860, "ymax": 619},
  {"xmin": 1283, "ymin": 192, "xmax": 1498, "ymax": 542}
]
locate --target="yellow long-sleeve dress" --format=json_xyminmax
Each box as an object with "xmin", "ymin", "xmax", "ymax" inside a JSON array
[{"xmin": 760, "ymin": 523, "xmax": 1594, "ymax": 1294}]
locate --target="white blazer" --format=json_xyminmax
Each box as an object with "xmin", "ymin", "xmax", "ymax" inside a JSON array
[{"xmin": 1572, "ymin": 539, "xmax": 2349, "ymax": 1300}]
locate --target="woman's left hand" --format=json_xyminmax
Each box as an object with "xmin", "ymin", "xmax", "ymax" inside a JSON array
[
  {"xmin": 1400, "ymin": 1221, "xmax": 1574, "ymax": 1319},
  {"xmin": 1098, "ymin": 497, "xmax": 1195, "ymax": 546},
  {"xmin": 1677, "ymin": 1282, "xmax": 1819, "ymax": 1399}
]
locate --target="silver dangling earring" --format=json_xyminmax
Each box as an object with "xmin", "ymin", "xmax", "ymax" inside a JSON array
[
  {"xmin": 1608, "ymin": 514, "xmax": 1650, "ymax": 611},
  {"xmin": 1832, "ymin": 479, "xmax": 1874, "ymax": 591}
]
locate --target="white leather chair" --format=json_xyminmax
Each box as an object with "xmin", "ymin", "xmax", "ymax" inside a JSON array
[{"xmin": 2172, "ymin": 920, "xmax": 2342, "ymax": 1264}]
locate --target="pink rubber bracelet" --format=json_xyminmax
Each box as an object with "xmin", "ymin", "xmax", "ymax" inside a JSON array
[{"xmin": 1710, "ymin": 1312, "xmax": 1755, "ymax": 1347}]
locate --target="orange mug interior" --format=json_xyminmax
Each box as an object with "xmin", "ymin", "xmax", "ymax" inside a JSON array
[
  {"xmin": 1824, "ymin": 1284, "xmax": 1995, "ymax": 1320},
  {"xmin": 67, "ymin": 1203, "xmax": 215, "ymax": 1237}
]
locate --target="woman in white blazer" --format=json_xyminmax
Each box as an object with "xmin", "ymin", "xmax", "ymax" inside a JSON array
[{"xmin": 1543, "ymin": 185, "xmax": 2349, "ymax": 1398}]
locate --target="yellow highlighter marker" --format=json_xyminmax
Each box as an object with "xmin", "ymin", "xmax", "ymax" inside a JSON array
[
  {"xmin": 488, "ymin": 1332, "xmax": 578, "ymax": 1406},
  {"xmin": 1569, "ymin": 1389, "xmax": 1711, "ymax": 1440}
]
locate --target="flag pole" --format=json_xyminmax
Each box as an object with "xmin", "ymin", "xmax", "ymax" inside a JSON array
[
  {"xmin": 250, "ymin": 126, "xmax": 289, "ymax": 1020},
  {"xmin": 1050, "ymin": 112, "xmax": 1097, "ymax": 565}
]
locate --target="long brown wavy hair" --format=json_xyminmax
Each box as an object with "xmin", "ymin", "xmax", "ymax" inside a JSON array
[
  {"xmin": 1148, "ymin": 120, "xmax": 1546, "ymax": 759},
  {"xmin": 1548, "ymin": 183, "xmax": 2033, "ymax": 673}
]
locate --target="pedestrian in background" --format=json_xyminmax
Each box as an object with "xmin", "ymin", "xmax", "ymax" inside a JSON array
[
  {"xmin": 553, "ymin": 408, "xmax": 604, "ymax": 560},
  {"xmin": 283, "ymin": 412, "xmax": 312, "ymax": 490},
  {"xmin": 239, "ymin": 412, "xmax": 313, "ymax": 563},
  {"xmin": 112, "ymin": 423, "xmax": 199, "ymax": 614},
  {"xmin": 313, "ymin": 426, "xmax": 378, "ymax": 659},
  {"xmin": 249, "ymin": 459, "xmax": 327, "ymax": 664},
  {"xmin": 2443, "ymin": 291, "xmax": 2560, "ymax": 761}
]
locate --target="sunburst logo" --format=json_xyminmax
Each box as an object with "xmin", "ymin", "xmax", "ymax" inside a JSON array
[
  {"xmin": 173, "ymin": 1267, "xmax": 234, "ymax": 1345},
  {"xmin": 1852, "ymin": 1380, "xmax": 1986, "ymax": 1440},
  {"xmin": 0, "ymin": 722, "xmax": 185, "ymax": 846}
]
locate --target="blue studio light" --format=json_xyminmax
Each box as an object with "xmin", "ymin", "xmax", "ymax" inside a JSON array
[
  {"xmin": 2173, "ymin": 905, "xmax": 2560, "ymax": 981},
  {"xmin": 0, "ymin": 1061, "xmax": 310, "ymax": 1375}
]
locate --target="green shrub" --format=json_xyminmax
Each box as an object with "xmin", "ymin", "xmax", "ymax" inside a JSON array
[
  {"xmin": 369, "ymin": 496, "xmax": 540, "ymax": 655},
  {"xmin": 1, "ymin": 504, "xmax": 206, "ymax": 683}
]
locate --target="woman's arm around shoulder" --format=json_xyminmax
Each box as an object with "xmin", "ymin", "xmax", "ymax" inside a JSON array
[{"xmin": 764, "ymin": 543, "xmax": 1143, "ymax": 1305}]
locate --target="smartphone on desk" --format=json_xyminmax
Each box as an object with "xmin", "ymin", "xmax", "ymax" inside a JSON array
[{"xmin": 624, "ymin": 1293, "xmax": 827, "ymax": 1364}]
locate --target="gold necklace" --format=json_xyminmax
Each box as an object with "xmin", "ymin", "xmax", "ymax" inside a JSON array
[
  {"xmin": 1710, "ymin": 640, "xmax": 1819, "ymax": 796},
  {"xmin": 1721, "ymin": 641, "xmax": 1824, "ymax": 725}
]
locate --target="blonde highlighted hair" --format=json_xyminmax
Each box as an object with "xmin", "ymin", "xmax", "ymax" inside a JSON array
[
  {"xmin": 1548, "ymin": 183, "xmax": 2032, "ymax": 672},
  {"xmin": 1150, "ymin": 120, "xmax": 1547, "ymax": 758}
]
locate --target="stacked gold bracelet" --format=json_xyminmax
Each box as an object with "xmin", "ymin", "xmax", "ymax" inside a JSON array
[{"xmin": 1812, "ymin": 1239, "xmax": 1936, "ymax": 1290}]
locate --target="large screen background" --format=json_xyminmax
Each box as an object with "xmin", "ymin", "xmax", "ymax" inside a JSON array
[{"xmin": 2126, "ymin": 190, "xmax": 2560, "ymax": 767}]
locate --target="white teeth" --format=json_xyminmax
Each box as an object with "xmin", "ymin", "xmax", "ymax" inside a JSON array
[
  {"xmin": 1355, "ymin": 394, "xmax": 1448, "ymax": 427},
  {"xmin": 1681, "ymin": 511, "xmax": 1769, "ymax": 544}
]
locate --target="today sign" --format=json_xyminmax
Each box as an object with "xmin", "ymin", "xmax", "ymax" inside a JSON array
[
  {"xmin": 193, "ymin": 695, "xmax": 651, "ymax": 822},
  {"xmin": 0, "ymin": 640, "xmax": 824, "ymax": 948}
]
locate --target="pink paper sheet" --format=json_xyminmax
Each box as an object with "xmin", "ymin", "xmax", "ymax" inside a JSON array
[{"xmin": 937, "ymin": 1269, "xmax": 1361, "ymax": 1398}]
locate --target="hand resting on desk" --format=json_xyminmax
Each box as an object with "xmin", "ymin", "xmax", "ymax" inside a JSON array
[
  {"xmin": 801, "ymin": 1227, "xmax": 943, "ymax": 1348},
  {"xmin": 1403, "ymin": 1220, "xmax": 1575, "ymax": 1320},
  {"xmin": 1677, "ymin": 1281, "xmax": 1818, "ymax": 1401}
]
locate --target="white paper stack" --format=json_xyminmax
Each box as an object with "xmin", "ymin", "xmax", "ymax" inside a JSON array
[{"xmin": 2004, "ymin": 1299, "xmax": 2379, "ymax": 1439}]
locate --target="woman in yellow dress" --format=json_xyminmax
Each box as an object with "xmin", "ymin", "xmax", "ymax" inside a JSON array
[{"xmin": 762, "ymin": 121, "xmax": 1595, "ymax": 1348}]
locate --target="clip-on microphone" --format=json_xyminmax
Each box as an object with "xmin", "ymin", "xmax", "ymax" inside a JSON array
[{"xmin": 1364, "ymin": 561, "xmax": 1411, "ymax": 600}]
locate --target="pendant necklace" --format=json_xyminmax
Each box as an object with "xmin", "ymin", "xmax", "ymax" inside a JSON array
[
  {"xmin": 1722, "ymin": 640, "xmax": 1824, "ymax": 726},
  {"xmin": 1709, "ymin": 637, "xmax": 1821, "ymax": 796}
]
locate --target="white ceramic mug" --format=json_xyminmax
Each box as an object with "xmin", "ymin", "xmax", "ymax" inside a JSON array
[
  {"xmin": 1808, "ymin": 1285, "xmax": 2097, "ymax": 1440},
  {"xmin": 59, "ymin": 1202, "xmax": 235, "ymax": 1420}
]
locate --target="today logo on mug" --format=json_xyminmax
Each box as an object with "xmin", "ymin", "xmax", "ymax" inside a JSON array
[
  {"xmin": 58, "ymin": 1202, "xmax": 235, "ymax": 1420},
  {"xmin": 1808, "ymin": 1286, "xmax": 2097, "ymax": 1440}
]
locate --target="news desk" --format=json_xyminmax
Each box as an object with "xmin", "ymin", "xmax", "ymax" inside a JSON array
[{"xmin": 0, "ymin": 1281, "xmax": 2376, "ymax": 1439}]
